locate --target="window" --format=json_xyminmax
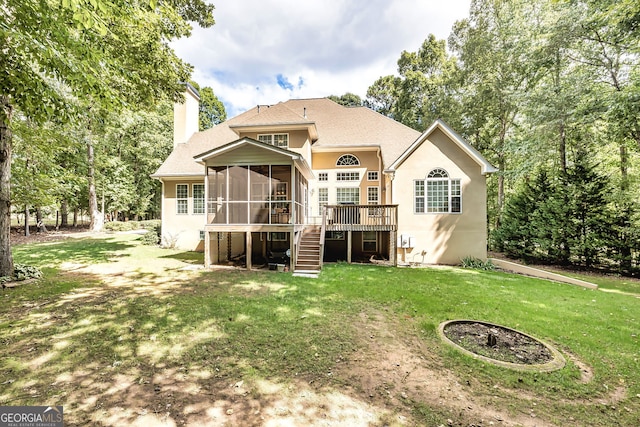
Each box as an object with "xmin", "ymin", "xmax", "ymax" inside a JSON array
[
  {"xmin": 199, "ymin": 230, "xmax": 205, "ymax": 240},
  {"xmin": 193, "ymin": 184, "xmax": 205, "ymax": 214},
  {"xmin": 336, "ymin": 187, "xmax": 359, "ymax": 204},
  {"xmin": 176, "ymin": 184, "xmax": 188, "ymax": 214},
  {"xmin": 258, "ymin": 133, "xmax": 288, "ymax": 148},
  {"xmin": 336, "ymin": 172, "xmax": 360, "ymax": 181},
  {"xmin": 318, "ymin": 187, "xmax": 328, "ymax": 213},
  {"xmin": 367, "ymin": 171, "xmax": 379, "ymax": 181},
  {"xmin": 414, "ymin": 169, "xmax": 461, "ymax": 214},
  {"xmin": 336, "ymin": 154, "xmax": 359, "ymax": 166},
  {"xmin": 367, "ymin": 187, "xmax": 379, "ymax": 204},
  {"xmin": 318, "ymin": 172, "xmax": 328, "ymax": 181},
  {"xmin": 326, "ymin": 231, "xmax": 344, "ymax": 240},
  {"xmin": 362, "ymin": 231, "xmax": 377, "ymax": 252},
  {"xmin": 414, "ymin": 180, "xmax": 425, "ymax": 213},
  {"xmin": 270, "ymin": 232, "xmax": 287, "ymax": 241}
]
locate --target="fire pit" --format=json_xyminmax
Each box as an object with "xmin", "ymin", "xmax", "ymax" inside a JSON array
[{"xmin": 438, "ymin": 320, "xmax": 565, "ymax": 372}]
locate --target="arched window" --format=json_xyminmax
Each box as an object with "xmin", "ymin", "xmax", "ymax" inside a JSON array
[
  {"xmin": 427, "ymin": 168, "xmax": 448, "ymax": 178},
  {"xmin": 414, "ymin": 168, "xmax": 461, "ymax": 214},
  {"xmin": 336, "ymin": 154, "xmax": 360, "ymax": 166}
]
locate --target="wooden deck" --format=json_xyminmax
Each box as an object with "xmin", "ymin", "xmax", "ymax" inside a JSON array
[{"xmin": 323, "ymin": 204, "xmax": 397, "ymax": 231}]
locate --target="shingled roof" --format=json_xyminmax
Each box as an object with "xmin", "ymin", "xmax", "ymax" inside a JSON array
[{"xmin": 152, "ymin": 98, "xmax": 421, "ymax": 178}]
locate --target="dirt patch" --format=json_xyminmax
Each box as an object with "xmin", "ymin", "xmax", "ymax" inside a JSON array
[
  {"xmin": 336, "ymin": 311, "xmax": 557, "ymax": 427},
  {"xmin": 10, "ymin": 226, "xmax": 91, "ymax": 246},
  {"xmin": 443, "ymin": 322, "xmax": 553, "ymax": 365}
]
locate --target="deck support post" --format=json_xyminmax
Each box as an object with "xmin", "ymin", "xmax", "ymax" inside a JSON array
[
  {"xmin": 246, "ymin": 231, "xmax": 252, "ymax": 270},
  {"xmin": 204, "ymin": 231, "xmax": 211, "ymax": 268}
]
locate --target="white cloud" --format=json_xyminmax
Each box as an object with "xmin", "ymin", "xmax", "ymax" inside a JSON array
[{"xmin": 173, "ymin": 0, "xmax": 471, "ymax": 117}]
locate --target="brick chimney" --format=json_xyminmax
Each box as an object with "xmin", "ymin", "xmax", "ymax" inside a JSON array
[{"xmin": 173, "ymin": 83, "xmax": 200, "ymax": 147}]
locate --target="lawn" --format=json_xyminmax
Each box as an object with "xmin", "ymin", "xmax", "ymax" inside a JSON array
[{"xmin": 1, "ymin": 234, "xmax": 639, "ymax": 426}]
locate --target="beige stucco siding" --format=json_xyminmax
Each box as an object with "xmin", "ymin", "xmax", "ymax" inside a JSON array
[
  {"xmin": 392, "ymin": 128, "xmax": 488, "ymax": 264},
  {"xmin": 161, "ymin": 179, "xmax": 206, "ymax": 251},
  {"xmin": 309, "ymin": 150, "xmax": 383, "ymax": 217}
]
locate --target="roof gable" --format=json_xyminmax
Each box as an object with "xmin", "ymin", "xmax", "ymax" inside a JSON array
[
  {"xmin": 193, "ymin": 137, "xmax": 314, "ymax": 180},
  {"xmin": 194, "ymin": 137, "xmax": 302, "ymax": 163},
  {"xmin": 387, "ymin": 119, "xmax": 498, "ymax": 175}
]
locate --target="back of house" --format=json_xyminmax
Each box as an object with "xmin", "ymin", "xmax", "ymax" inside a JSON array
[{"xmin": 152, "ymin": 87, "xmax": 496, "ymax": 271}]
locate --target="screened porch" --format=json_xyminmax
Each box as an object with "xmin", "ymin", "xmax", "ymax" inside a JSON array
[{"xmin": 206, "ymin": 164, "xmax": 309, "ymax": 226}]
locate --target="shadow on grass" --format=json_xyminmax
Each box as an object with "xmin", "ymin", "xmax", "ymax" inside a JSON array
[
  {"xmin": 0, "ymin": 267, "xmax": 372, "ymax": 426},
  {"xmin": 11, "ymin": 237, "xmax": 135, "ymax": 269},
  {"xmin": 160, "ymin": 250, "xmax": 204, "ymax": 264}
]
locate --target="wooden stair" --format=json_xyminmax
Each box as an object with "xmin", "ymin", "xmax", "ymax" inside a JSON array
[{"xmin": 293, "ymin": 227, "xmax": 322, "ymax": 277}]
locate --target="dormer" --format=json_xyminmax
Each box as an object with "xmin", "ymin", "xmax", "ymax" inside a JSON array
[{"xmin": 229, "ymin": 102, "xmax": 319, "ymax": 143}]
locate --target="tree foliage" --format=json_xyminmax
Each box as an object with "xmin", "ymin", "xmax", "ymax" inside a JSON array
[
  {"xmin": 371, "ymin": 0, "xmax": 640, "ymax": 273},
  {"xmin": 327, "ymin": 93, "xmax": 363, "ymax": 107},
  {"xmin": 188, "ymin": 81, "xmax": 226, "ymax": 130},
  {"xmin": 0, "ymin": 0, "xmax": 215, "ymax": 276}
]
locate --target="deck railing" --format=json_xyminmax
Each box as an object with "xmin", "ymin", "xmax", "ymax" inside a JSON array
[{"xmin": 323, "ymin": 204, "xmax": 398, "ymax": 231}]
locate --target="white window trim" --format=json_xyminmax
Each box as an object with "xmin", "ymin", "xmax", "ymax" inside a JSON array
[
  {"xmin": 193, "ymin": 183, "xmax": 205, "ymax": 215},
  {"xmin": 176, "ymin": 184, "xmax": 189, "ymax": 215},
  {"xmin": 270, "ymin": 232, "xmax": 287, "ymax": 241},
  {"xmin": 336, "ymin": 171, "xmax": 360, "ymax": 181},
  {"xmin": 367, "ymin": 171, "xmax": 379, "ymax": 181},
  {"xmin": 336, "ymin": 153, "xmax": 360, "ymax": 167},
  {"xmin": 414, "ymin": 169, "xmax": 462, "ymax": 214},
  {"xmin": 362, "ymin": 231, "xmax": 377, "ymax": 252},
  {"xmin": 318, "ymin": 187, "xmax": 328, "ymax": 214},
  {"xmin": 367, "ymin": 186, "xmax": 379, "ymax": 204},
  {"xmin": 257, "ymin": 133, "xmax": 289, "ymax": 149},
  {"xmin": 336, "ymin": 187, "xmax": 360, "ymax": 204}
]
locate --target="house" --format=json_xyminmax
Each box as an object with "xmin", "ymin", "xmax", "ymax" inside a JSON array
[{"xmin": 152, "ymin": 84, "xmax": 497, "ymax": 273}]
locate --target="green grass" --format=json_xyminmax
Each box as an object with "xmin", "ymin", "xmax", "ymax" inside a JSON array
[
  {"xmin": 553, "ymin": 270, "xmax": 640, "ymax": 295},
  {"xmin": 2, "ymin": 235, "xmax": 639, "ymax": 426}
]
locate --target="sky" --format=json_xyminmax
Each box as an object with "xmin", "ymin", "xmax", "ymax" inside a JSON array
[{"xmin": 172, "ymin": 0, "xmax": 472, "ymax": 117}]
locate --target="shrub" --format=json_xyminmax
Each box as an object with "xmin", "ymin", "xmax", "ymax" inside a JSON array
[
  {"xmin": 104, "ymin": 221, "xmax": 137, "ymax": 232},
  {"xmin": 104, "ymin": 220, "xmax": 161, "ymax": 232},
  {"xmin": 460, "ymin": 257, "xmax": 495, "ymax": 271},
  {"xmin": 1, "ymin": 264, "xmax": 43, "ymax": 284},
  {"xmin": 139, "ymin": 220, "xmax": 161, "ymax": 231},
  {"xmin": 140, "ymin": 230, "xmax": 160, "ymax": 246}
]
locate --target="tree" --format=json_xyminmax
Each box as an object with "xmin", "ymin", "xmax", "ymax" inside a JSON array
[
  {"xmin": 365, "ymin": 75, "xmax": 399, "ymax": 118},
  {"xmin": 100, "ymin": 105, "xmax": 173, "ymax": 220},
  {"xmin": 188, "ymin": 82, "xmax": 226, "ymax": 130},
  {"xmin": 449, "ymin": 0, "xmax": 547, "ymax": 227},
  {"xmin": 327, "ymin": 93, "xmax": 363, "ymax": 107},
  {"xmin": 0, "ymin": 0, "xmax": 215, "ymax": 276},
  {"xmin": 365, "ymin": 35, "xmax": 459, "ymax": 131}
]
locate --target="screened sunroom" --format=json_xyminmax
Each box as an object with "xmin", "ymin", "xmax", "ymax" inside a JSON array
[{"xmin": 193, "ymin": 138, "xmax": 313, "ymax": 269}]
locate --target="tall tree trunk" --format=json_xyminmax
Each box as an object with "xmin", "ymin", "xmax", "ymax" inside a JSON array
[
  {"xmin": 87, "ymin": 137, "xmax": 103, "ymax": 232},
  {"xmin": 36, "ymin": 207, "xmax": 47, "ymax": 233},
  {"xmin": 620, "ymin": 144, "xmax": 628, "ymax": 190},
  {"xmin": 0, "ymin": 95, "xmax": 14, "ymax": 277},
  {"xmin": 559, "ymin": 123, "xmax": 566, "ymax": 173},
  {"xmin": 60, "ymin": 199, "xmax": 69, "ymax": 227},
  {"xmin": 73, "ymin": 207, "xmax": 78, "ymax": 227},
  {"xmin": 24, "ymin": 206, "xmax": 30, "ymax": 237}
]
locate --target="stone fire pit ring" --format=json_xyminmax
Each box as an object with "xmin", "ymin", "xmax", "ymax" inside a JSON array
[{"xmin": 438, "ymin": 319, "xmax": 566, "ymax": 372}]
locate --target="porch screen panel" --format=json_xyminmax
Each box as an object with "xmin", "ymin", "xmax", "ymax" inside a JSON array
[
  {"xmin": 271, "ymin": 165, "xmax": 292, "ymax": 215},
  {"xmin": 250, "ymin": 165, "xmax": 270, "ymax": 223},
  {"xmin": 228, "ymin": 166, "xmax": 249, "ymax": 200},
  {"xmin": 208, "ymin": 166, "xmax": 227, "ymax": 224},
  {"xmin": 227, "ymin": 166, "xmax": 249, "ymax": 223}
]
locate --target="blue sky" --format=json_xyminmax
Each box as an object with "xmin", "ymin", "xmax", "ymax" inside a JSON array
[{"xmin": 172, "ymin": 0, "xmax": 471, "ymax": 117}]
